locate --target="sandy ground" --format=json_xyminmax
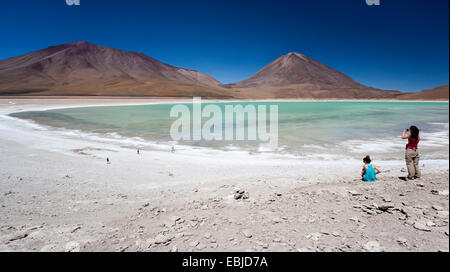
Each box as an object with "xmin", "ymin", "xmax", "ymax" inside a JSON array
[{"xmin": 0, "ymin": 98, "xmax": 448, "ymax": 252}]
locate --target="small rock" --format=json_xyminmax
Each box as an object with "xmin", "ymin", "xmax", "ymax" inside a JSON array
[
  {"xmin": 378, "ymin": 205, "xmax": 395, "ymax": 213},
  {"xmin": 272, "ymin": 237, "xmax": 282, "ymax": 243},
  {"xmin": 271, "ymin": 217, "xmax": 282, "ymax": 224},
  {"xmin": 432, "ymin": 205, "xmax": 444, "ymax": 211},
  {"xmin": 396, "ymin": 237, "xmax": 407, "ymax": 246},
  {"xmin": 171, "ymin": 245, "xmax": 178, "ymax": 252},
  {"xmin": 8, "ymin": 232, "xmax": 28, "ymax": 242},
  {"xmin": 413, "ymin": 222, "xmax": 431, "ymax": 232},
  {"xmin": 364, "ymin": 241, "xmax": 381, "ymax": 252},
  {"xmin": 189, "ymin": 240, "xmax": 199, "ymax": 247},
  {"xmin": 306, "ymin": 232, "xmax": 322, "ymax": 241},
  {"xmin": 71, "ymin": 225, "xmax": 82, "ymax": 233},
  {"xmin": 432, "ymin": 190, "xmax": 449, "ymax": 196},
  {"xmin": 65, "ymin": 241, "xmax": 81, "ymax": 252},
  {"xmin": 241, "ymin": 229, "xmax": 253, "ymax": 238},
  {"xmin": 196, "ymin": 243, "xmax": 207, "ymax": 250},
  {"xmin": 142, "ymin": 238, "xmax": 154, "ymax": 249},
  {"xmin": 242, "ymin": 192, "xmax": 250, "ymax": 199},
  {"xmin": 154, "ymin": 234, "xmax": 171, "ymax": 244},
  {"xmin": 348, "ymin": 190, "xmax": 361, "ymax": 196}
]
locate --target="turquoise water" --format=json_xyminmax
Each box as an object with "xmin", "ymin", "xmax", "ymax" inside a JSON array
[{"xmin": 11, "ymin": 101, "xmax": 449, "ymax": 160}]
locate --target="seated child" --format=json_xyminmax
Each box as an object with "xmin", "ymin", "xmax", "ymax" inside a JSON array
[{"xmin": 361, "ymin": 155, "xmax": 381, "ymax": 182}]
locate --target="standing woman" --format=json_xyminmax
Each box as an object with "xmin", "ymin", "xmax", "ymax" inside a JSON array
[{"xmin": 402, "ymin": 126, "xmax": 421, "ymax": 180}]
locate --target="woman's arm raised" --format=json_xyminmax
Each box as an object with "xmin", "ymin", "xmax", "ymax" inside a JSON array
[{"xmin": 402, "ymin": 129, "xmax": 410, "ymax": 139}]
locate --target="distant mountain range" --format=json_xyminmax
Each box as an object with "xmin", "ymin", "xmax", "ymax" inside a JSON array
[
  {"xmin": 0, "ymin": 42, "xmax": 447, "ymax": 100},
  {"xmin": 397, "ymin": 85, "xmax": 449, "ymax": 101}
]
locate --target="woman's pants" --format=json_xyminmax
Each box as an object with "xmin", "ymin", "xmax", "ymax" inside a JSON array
[{"xmin": 405, "ymin": 149, "xmax": 421, "ymax": 179}]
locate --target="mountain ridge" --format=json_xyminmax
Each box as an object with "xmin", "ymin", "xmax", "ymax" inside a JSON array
[
  {"xmin": 0, "ymin": 42, "xmax": 445, "ymax": 100},
  {"xmin": 0, "ymin": 41, "xmax": 226, "ymax": 97}
]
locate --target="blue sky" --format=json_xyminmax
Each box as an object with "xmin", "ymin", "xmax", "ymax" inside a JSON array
[{"xmin": 0, "ymin": 0, "xmax": 448, "ymax": 92}]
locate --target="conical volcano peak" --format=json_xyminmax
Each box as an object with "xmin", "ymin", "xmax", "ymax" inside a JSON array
[{"xmin": 286, "ymin": 52, "xmax": 306, "ymax": 58}]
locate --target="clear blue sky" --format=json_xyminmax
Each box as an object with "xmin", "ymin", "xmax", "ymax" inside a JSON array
[{"xmin": 0, "ymin": 0, "xmax": 448, "ymax": 92}]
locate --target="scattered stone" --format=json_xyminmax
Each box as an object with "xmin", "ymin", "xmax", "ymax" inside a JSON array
[
  {"xmin": 271, "ymin": 217, "xmax": 282, "ymax": 224},
  {"xmin": 196, "ymin": 243, "xmax": 207, "ymax": 250},
  {"xmin": 332, "ymin": 231, "xmax": 341, "ymax": 237},
  {"xmin": 348, "ymin": 190, "xmax": 362, "ymax": 196},
  {"xmin": 272, "ymin": 237, "xmax": 282, "ymax": 243},
  {"xmin": 65, "ymin": 241, "xmax": 81, "ymax": 252},
  {"xmin": 189, "ymin": 240, "xmax": 199, "ymax": 247},
  {"xmin": 364, "ymin": 241, "xmax": 381, "ymax": 252},
  {"xmin": 142, "ymin": 238, "xmax": 154, "ymax": 249},
  {"xmin": 382, "ymin": 196, "xmax": 392, "ymax": 203},
  {"xmin": 71, "ymin": 225, "xmax": 82, "ymax": 233},
  {"xmin": 431, "ymin": 190, "xmax": 449, "ymax": 196},
  {"xmin": 241, "ymin": 229, "xmax": 253, "ymax": 238},
  {"xmin": 349, "ymin": 216, "xmax": 359, "ymax": 222},
  {"xmin": 307, "ymin": 232, "xmax": 322, "ymax": 241},
  {"xmin": 7, "ymin": 232, "xmax": 28, "ymax": 242},
  {"xmin": 396, "ymin": 237, "xmax": 408, "ymax": 246},
  {"xmin": 377, "ymin": 205, "xmax": 395, "ymax": 213},
  {"xmin": 234, "ymin": 189, "xmax": 249, "ymax": 200},
  {"xmin": 171, "ymin": 245, "xmax": 178, "ymax": 252},
  {"xmin": 154, "ymin": 234, "xmax": 172, "ymax": 244},
  {"xmin": 432, "ymin": 205, "xmax": 444, "ymax": 211},
  {"xmin": 413, "ymin": 222, "xmax": 431, "ymax": 232}
]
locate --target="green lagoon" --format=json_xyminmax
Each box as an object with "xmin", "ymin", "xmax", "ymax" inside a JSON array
[{"xmin": 11, "ymin": 101, "xmax": 449, "ymax": 160}]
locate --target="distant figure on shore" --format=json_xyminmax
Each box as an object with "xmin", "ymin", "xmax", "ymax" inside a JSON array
[
  {"xmin": 107, "ymin": 157, "xmax": 110, "ymax": 164},
  {"xmin": 402, "ymin": 126, "xmax": 421, "ymax": 180},
  {"xmin": 137, "ymin": 149, "xmax": 140, "ymax": 155},
  {"xmin": 361, "ymin": 155, "xmax": 381, "ymax": 182},
  {"xmin": 171, "ymin": 146, "xmax": 175, "ymax": 153}
]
